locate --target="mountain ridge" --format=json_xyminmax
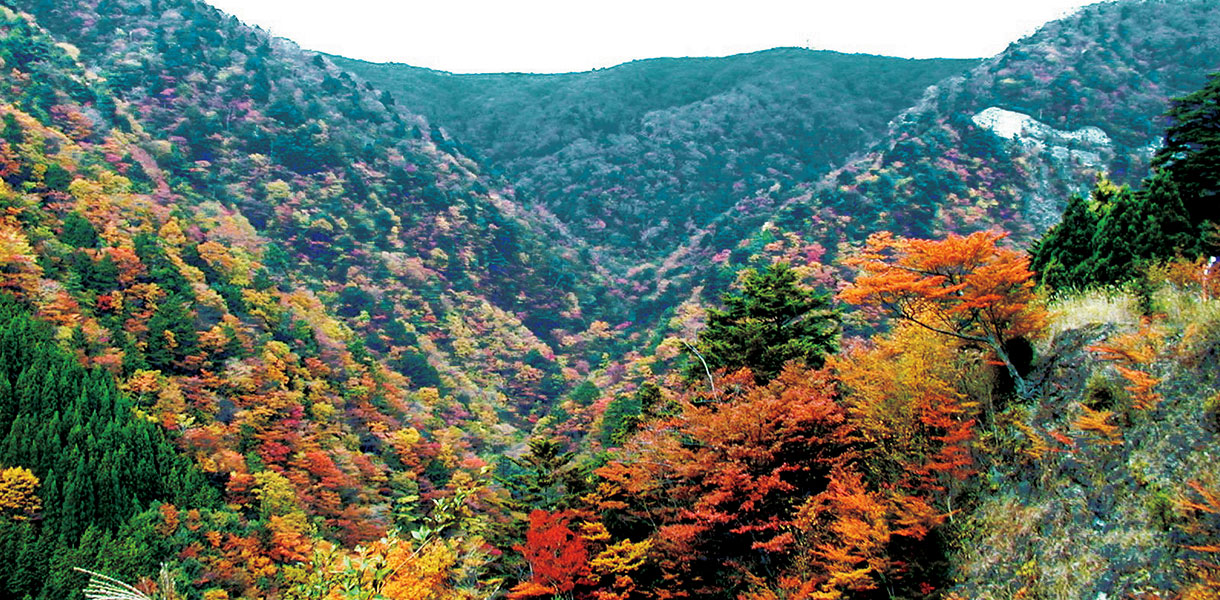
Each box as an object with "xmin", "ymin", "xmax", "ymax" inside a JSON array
[{"xmin": 334, "ymin": 48, "xmax": 977, "ymax": 273}]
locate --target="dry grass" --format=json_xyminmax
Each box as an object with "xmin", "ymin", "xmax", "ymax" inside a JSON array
[
  {"xmin": 1046, "ymin": 289, "xmax": 1140, "ymax": 342},
  {"xmin": 1156, "ymin": 286, "xmax": 1220, "ymax": 330}
]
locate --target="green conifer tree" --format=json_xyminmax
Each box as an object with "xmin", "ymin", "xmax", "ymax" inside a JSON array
[
  {"xmin": 1153, "ymin": 71, "xmax": 1220, "ymax": 225},
  {"xmin": 694, "ymin": 262, "xmax": 839, "ymax": 384}
]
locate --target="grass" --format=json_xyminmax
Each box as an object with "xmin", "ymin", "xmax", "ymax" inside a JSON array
[
  {"xmin": 951, "ymin": 276, "xmax": 1220, "ymax": 598},
  {"xmin": 1045, "ymin": 287, "xmax": 1140, "ymax": 343}
]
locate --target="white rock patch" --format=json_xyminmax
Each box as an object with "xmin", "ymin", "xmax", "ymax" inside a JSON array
[{"xmin": 972, "ymin": 106, "xmax": 1112, "ymax": 150}]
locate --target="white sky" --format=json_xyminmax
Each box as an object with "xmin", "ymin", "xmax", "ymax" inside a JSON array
[{"xmin": 204, "ymin": 0, "xmax": 1096, "ymax": 74}]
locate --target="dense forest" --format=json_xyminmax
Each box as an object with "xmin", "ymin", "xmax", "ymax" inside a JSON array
[
  {"xmin": 0, "ymin": 0, "xmax": 1218, "ymax": 598},
  {"xmin": 334, "ymin": 50, "xmax": 975, "ymax": 266}
]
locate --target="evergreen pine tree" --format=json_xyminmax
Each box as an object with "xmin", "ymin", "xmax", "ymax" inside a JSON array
[
  {"xmin": 504, "ymin": 436, "xmax": 578, "ymax": 512},
  {"xmin": 1031, "ymin": 191, "xmax": 1099, "ymax": 290},
  {"xmin": 1153, "ymin": 71, "xmax": 1220, "ymax": 225},
  {"xmin": 694, "ymin": 262, "xmax": 839, "ymax": 384}
]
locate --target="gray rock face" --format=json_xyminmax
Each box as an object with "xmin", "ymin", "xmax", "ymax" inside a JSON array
[
  {"xmin": 972, "ymin": 106, "xmax": 1118, "ymax": 231},
  {"xmin": 972, "ymin": 106, "xmax": 1113, "ymax": 167}
]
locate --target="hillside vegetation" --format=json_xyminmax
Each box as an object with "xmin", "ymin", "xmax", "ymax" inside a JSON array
[
  {"xmin": 634, "ymin": 0, "xmax": 1220, "ymax": 322},
  {"xmin": 336, "ymin": 50, "xmax": 975, "ymax": 269},
  {"xmin": 0, "ymin": 0, "xmax": 1218, "ymax": 598}
]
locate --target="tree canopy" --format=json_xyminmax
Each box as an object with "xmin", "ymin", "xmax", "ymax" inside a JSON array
[
  {"xmin": 694, "ymin": 262, "xmax": 839, "ymax": 384},
  {"xmin": 1153, "ymin": 71, "xmax": 1220, "ymax": 225},
  {"xmin": 841, "ymin": 230, "xmax": 1045, "ymax": 397},
  {"xmin": 1030, "ymin": 174, "xmax": 1200, "ymax": 291}
]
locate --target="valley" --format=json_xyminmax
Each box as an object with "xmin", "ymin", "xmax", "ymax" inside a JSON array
[{"xmin": 0, "ymin": 0, "xmax": 1217, "ymax": 598}]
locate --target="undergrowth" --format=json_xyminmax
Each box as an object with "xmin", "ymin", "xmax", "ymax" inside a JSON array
[{"xmin": 950, "ymin": 272, "xmax": 1220, "ymax": 598}]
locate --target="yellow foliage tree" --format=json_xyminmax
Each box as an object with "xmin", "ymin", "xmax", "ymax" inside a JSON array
[
  {"xmin": 0, "ymin": 466, "xmax": 42, "ymax": 519},
  {"xmin": 0, "ymin": 216, "xmax": 42, "ymax": 299}
]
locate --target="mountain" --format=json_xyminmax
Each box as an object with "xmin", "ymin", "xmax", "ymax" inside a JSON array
[
  {"xmin": 334, "ymin": 0, "xmax": 1220, "ymax": 331},
  {"xmin": 0, "ymin": 0, "xmax": 629, "ymax": 596},
  {"xmin": 632, "ymin": 0, "xmax": 1220, "ymax": 323},
  {"xmin": 2, "ymin": 0, "xmax": 1220, "ymax": 598},
  {"xmin": 10, "ymin": 0, "xmax": 641, "ymax": 409},
  {"xmin": 334, "ymin": 50, "xmax": 976, "ymax": 271}
]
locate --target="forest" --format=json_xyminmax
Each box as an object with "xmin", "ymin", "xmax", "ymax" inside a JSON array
[{"xmin": 0, "ymin": 0, "xmax": 1218, "ymax": 598}]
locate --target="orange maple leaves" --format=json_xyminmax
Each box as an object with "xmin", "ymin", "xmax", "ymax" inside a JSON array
[
  {"xmin": 511, "ymin": 510, "xmax": 590, "ymax": 597},
  {"xmin": 841, "ymin": 230, "xmax": 1045, "ymax": 396},
  {"xmin": 1088, "ymin": 321, "xmax": 1164, "ymax": 411}
]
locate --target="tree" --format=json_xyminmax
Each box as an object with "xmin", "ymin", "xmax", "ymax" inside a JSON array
[
  {"xmin": 593, "ymin": 366, "xmax": 855, "ymax": 598},
  {"xmin": 1029, "ymin": 190, "xmax": 1100, "ymax": 291},
  {"xmin": 0, "ymin": 216, "xmax": 42, "ymax": 300},
  {"xmin": 1031, "ymin": 174, "xmax": 1201, "ymax": 291},
  {"xmin": 0, "ymin": 466, "xmax": 41, "ymax": 519},
  {"xmin": 60, "ymin": 212, "xmax": 100, "ymax": 249},
  {"xmin": 841, "ymin": 230, "xmax": 1045, "ymax": 397},
  {"xmin": 504, "ymin": 436, "xmax": 578, "ymax": 513},
  {"xmin": 695, "ymin": 262, "xmax": 839, "ymax": 384},
  {"xmin": 509, "ymin": 510, "xmax": 589, "ymax": 599},
  {"xmin": 145, "ymin": 294, "xmax": 200, "ymax": 373},
  {"xmin": 600, "ymin": 383, "xmax": 660, "ymax": 447},
  {"xmin": 1152, "ymin": 71, "xmax": 1220, "ymax": 225},
  {"xmin": 832, "ymin": 322, "xmax": 979, "ymax": 500}
]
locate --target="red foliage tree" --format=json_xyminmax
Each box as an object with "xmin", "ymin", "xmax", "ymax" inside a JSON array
[
  {"xmin": 593, "ymin": 366, "xmax": 854, "ymax": 597},
  {"xmin": 510, "ymin": 509, "xmax": 591, "ymax": 599}
]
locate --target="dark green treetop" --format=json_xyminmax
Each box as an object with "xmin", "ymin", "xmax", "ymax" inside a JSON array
[
  {"xmin": 693, "ymin": 262, "xmax": 839, "ymax": 385},
  {"xmin": 1031, "ymin": 173, "xmax": 1201, "ymax": 291},
  {"xmin": 1153, "ymin": 71, "xmax": 1220, "ymax": 225}
]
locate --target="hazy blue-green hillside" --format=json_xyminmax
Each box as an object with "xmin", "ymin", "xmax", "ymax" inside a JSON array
[
  {"xmin": 334, "ymin": 50, "xmax": 976, "ymax": 267},
  {"xmin": 637, "ymin": 0, "xmax": 1220, "ymax": 322}
]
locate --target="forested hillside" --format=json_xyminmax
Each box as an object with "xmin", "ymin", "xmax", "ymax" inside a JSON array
[
  {"xmin": 338, "ymin": 0, "xmax": 1220, "ymax": 331},
  {"xmin": 0, "ymin": 1, "xmax": 626, "ymax": 597},
  {"xmin": 336, "ymin": 50, "xmax": 974, "ymax": 269},
  {"xmin": 0, "ymin": 0, "xmax": 1219, "ymax": 598}
]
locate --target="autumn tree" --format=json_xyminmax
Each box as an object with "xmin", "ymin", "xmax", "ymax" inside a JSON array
[
  {"xmin": 0, "ymin": 466, "xmax": 41, "ymax": 519},
  {"xmin": 783, "ymin": 467, "xmax": 939, "ymax": 599},
  {"xmin": 841, "ymin": 230, "xmax": 1045, "ymax": 397},
  {"xmin": 593, "ymin": 366, "xmax": 854, "ymax": 598},
  {"xmin": 832, "ymin": 322, "xmax": 979, "ymax": 502},
  {"xmin": 694, "ymin": 262, "xmax": 839, "ymax": 384},
  {"xmin": 0, "ymin": 216, "xmax": 42, "ymax": 300},
  {"xmin": 509, "ymin": 510, "xmax": 590, "ymax": 599}
]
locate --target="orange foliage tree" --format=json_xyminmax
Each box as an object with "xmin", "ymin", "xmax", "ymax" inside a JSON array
[
  {"xmin": 832, "ymin": 322, "xmax": 979, "ymax": 505},
  {"xmin": 841, "ymin": 230, "xmax": 1045, "ymax": 397},
  {"xmin": 592, "ymin": 366, "xmax": 855, "ymax": 598},
  {"xmin": 787, "ymin": 467, "xmax": 939, "ymax": 599},
  {"xmin": 509, "ymin": 510, "xmax": 590, "ymax": 599}
]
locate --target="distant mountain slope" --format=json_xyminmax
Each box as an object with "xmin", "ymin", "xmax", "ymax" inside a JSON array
[
  {"xmin": 642, "ymin": 0, "xmax": 1220, "ymax": 316},
  {"xmin": 334, "ymin": 50, "xmax": 975, "ymax": 267},
  {"xmin": 814, "ymin": 0, "xmax": 1220, "ymax": 240}
]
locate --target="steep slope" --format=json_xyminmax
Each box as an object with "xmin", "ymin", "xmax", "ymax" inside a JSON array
[
  {"xmin": 9, "ymin": 0, "xmax": 630, "ymax": 411},
  {"xmin": 642, "ymin": 0, "xmax": 1220, "ymax": 321},
  {"xmin": 335, "ymin": 50, "xmax": 975, "ymax": 269},
  {"xmin": 0, "ymin": 3, "xmax": 638, "ymax": 596},
  {"xmin": 951, "ymin": 283, "xmax": 1220, "ymax": 598},
  {"xmin": 817, "ymin": 0, "xmax": 1220, "ymax": 239}
]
